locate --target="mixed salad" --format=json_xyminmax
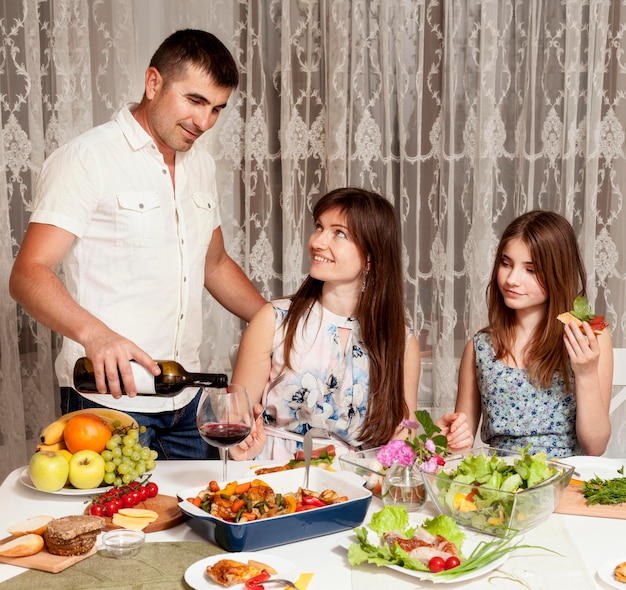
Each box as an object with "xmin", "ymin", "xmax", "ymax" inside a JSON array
[{"xmin": 426, "ymin": 446, "xmax": 571, "ymax": 536}]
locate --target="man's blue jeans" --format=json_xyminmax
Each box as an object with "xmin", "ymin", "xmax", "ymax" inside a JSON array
[{"xmin": 60, "ymin": 387, "xmax": 219, "ymax": 460}]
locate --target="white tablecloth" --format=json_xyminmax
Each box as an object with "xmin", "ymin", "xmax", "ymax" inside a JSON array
[{"xmin": 0, "ymin": 460, "xmax": 623, "ymax": 589}]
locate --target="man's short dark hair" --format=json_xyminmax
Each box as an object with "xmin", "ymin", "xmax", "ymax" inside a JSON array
[{"xmin": 149, "ymin": 29, "xmax": 239, "ymax": 89}]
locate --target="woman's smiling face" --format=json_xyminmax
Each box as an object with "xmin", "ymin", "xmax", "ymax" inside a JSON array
[{"xmin": 307, "ymin": 207, "xmax": 366, "ymax": 289}]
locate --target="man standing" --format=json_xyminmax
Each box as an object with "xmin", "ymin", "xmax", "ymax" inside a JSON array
[{"xmin": 9, "ymin": 30, "xmax": 265, "ymax": 459}]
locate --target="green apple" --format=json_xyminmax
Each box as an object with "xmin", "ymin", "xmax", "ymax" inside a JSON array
[
  {"xmin": 29, "ymin": 451, "xmax": 70, "ymax": 492},
  {"xmin": 68, "ymin": 449, "xmax": 106, "ymax": 489}
]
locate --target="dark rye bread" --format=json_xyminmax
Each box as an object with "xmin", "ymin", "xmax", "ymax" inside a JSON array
[{"xmin": 43, "ymin": 515, "xmax": 105, "ymax": 556}]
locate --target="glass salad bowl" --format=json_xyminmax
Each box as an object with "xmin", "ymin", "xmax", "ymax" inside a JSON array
[
  {"xmin": 338, "ymin": 447, "xmax": 386, "ymax": 497},
  {"xmin": 421, "ymin": 445, "xmax": 574, "ymax": 537}
]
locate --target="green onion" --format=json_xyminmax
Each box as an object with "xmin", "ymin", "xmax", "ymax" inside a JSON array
[{"xmin": 434, "ymin": 535, "xmax": 561, "ymax": 580}]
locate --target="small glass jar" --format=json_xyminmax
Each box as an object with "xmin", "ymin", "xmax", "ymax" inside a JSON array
[{"xmin": 382, "ymin": 461, "xmax": 426, "ymax": 511}]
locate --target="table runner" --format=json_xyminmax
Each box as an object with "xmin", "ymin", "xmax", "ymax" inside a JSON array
[
  {"xmin": 350, "ymin": 514, "xmax": 596, "ymax": 589},
  {"xmin": 0, "ymin": 541, "xmax": 225, "ymax": 590}
]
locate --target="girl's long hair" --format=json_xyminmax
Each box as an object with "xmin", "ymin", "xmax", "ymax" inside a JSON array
[
  {"xmin": 487, "ymin": 210, "xmax": 587, "ymax": 389},
  {"xmin": 281, "ymin": 188, "xmax": 408, "ymax": 447}
]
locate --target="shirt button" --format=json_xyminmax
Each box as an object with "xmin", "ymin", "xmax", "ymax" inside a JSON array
[
  {"xmin": 183, "ymin": 276, "xmax": 187, "ymax": 282},
  {"xmin": 139, "ymin": 203, "xmax": 144, "ymax": 209},
  {"xmin": 162, "ymin": 169, "xmax": 167, "ymax": 174},
  {"xmin": 180, "ymin": 314, "xmax": 184, "ymax": 320}
]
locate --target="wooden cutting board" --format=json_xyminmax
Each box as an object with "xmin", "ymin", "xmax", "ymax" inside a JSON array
[
  {"xmin": 86, "ymin": 494, "xmax": 186, "ymax": 532},
  {"xmin": 555, "ymin": 483, "xmax": 626, "ymax": 519},
  {"xmin": 0, "ymin": 540, "xmax": 97, "ymax": 573}
]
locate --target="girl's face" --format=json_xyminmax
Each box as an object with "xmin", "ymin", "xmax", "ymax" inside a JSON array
[
  {"xmin": 308, "ymin": 207, "xmax": 366, "ymax": 289},
  {"xmin": 497, "ymin": 237, "xmax": 547, "ymax": 312}
]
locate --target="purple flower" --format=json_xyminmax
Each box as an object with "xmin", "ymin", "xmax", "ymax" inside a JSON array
[
  {"xmin": 400, "ymin": 419, "xmax": 419, "ymax": 430},
  {"xmin": 425, "ymin": 439, "xmax": 436, "ymax": 453},
  {"xmin": 420, "ymin": 456, "xmax": 439, "ymax": 473},
  {"xmin": 376, "ymin": 440, "xmax": 416, "ymax": 467}
]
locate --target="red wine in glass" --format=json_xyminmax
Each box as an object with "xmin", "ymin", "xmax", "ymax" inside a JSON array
[
  {"xmin": 198, "ymin": 423, "xmax": 251, "ymax": 447},
  {"xmin": 196, "ymin": 384, "xmax": 253, "ymax": 481}
]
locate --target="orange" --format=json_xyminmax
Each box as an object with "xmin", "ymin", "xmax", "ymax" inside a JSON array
[{"xmin": 63, "ymin": 413, "xmax": 112, "ymax": 454}]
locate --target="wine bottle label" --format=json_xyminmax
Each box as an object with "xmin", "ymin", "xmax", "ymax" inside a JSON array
[{"xmin": 131, "ymin": 363, "xmax": 157, "ymax": 394}]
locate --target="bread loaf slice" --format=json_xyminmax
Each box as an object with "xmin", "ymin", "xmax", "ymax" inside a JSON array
[
  {"xmin": 0, "ymin": 533, "xmax": 44, "ymax": 557},
  {"xmin": 7, "ymin": 515, "xmax": 54, "ymax": 537}
]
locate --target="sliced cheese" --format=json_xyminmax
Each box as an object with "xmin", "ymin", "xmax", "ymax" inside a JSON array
[
  {"xmin": 117, "ymin": 508, "xmax": 159, "ymax": 519},
  {"xmin": 111, "ymin": 513, "xmax": 157, "ymax": 531}
]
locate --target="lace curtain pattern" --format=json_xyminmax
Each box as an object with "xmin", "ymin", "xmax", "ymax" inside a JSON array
[{"xmin": 1, "ymin": 0, "xmax": 625, "ymax": 480}]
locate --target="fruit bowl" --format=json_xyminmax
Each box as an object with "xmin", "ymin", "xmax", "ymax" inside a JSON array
[
  {"xmin": 421, "ymin": 445, "xmax": 574, "ymax": 537},
  {"xmin": 102, "ymin": 529, "xmax": 145, "ymax": 558},
  {"xmin": 338, "ymin": 447, "xmax": 386, "ymax": 497}
]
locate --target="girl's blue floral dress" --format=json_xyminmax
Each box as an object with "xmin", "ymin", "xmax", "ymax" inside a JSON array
[{"xmin": 474, "ymin": 330, "xmax": 583, "ymax": 458}]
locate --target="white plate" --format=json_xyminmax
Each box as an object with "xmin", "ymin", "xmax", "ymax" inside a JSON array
[
  {"xmin": 561, "ymin": 456, "xmax": 626, "ymax": 481},
  {"xmin": 184, "ymin": 552, "xmax": 300, "ymax": 589},
  {"xmin": 598, "ymin": 556, "xmax": 626, "ymax": 589},
  {"xmin": 341, "ymin": 513, "xmax": 509, "ymax": 584},
  {"xmin": 18, "ymin": 467, "xmax": 112, "ymax": 496}
]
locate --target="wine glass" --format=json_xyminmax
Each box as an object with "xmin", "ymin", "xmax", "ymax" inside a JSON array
[{"xmin": 196, "ymin": 384, "xmax": 253, "ymax": 481}]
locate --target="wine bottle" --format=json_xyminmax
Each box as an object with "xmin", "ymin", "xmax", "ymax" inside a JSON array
[{"xmin": 73, "ymin": 357, "xmax": 228, "ymax": 397}]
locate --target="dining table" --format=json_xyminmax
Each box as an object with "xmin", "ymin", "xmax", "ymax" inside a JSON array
[{"xmin": 0, "ymin": 457, "xmax": 624, "ymax": 589}]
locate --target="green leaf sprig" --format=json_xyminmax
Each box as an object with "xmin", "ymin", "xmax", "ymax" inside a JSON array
[{"xmin": 582, "ymin": 466, "xmax": 626, "ymax": 505}]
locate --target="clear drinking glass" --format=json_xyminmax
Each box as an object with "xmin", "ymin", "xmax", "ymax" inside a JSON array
[
  {"xmin": 196, "ymin": 384, "xmax": 253, "ymax": 481},
  {"xmin": 382, "ymin": 461, "xmax": 427, "ymax": 512}
]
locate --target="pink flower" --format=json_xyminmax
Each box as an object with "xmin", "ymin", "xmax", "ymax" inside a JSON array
[
  {"xmin": 376, "ymin": 440, "xmax": 416, "ymax": 467},
  {"xmin": 420, "ymin": 456, "xmax": 439, "ymax": 473},
  {"xmin": 425, "ymin": 439, "xmax": 436, "ymax": 453},
  {"xmin": 400, "ymin": 419, "xmax": 419, "ymax": 430}
]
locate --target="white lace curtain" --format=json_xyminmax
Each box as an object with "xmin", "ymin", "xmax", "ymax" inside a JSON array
[{"xmin": 2, "ymin": 0, "xmax": 625, "ymax": 480}]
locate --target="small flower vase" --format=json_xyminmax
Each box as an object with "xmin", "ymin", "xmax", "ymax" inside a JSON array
[{"xmin": 382, "ymin": 461, "xmax": 426, "ymax": 512}]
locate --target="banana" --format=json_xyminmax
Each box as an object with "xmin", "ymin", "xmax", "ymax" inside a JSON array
[
  {"xmin": 36, "ymin": 441, "xmax": 67, "ymax": 452},
  {"xmin": 39, "ymin": 408, "xmax": 138, "ymax": 445}
]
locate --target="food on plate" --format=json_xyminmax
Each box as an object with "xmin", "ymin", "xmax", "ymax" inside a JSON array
[
  {"xmin": 43, "ymin": 515, "xmax": 105, "ymax": 556},
  {"xmin": 7, "ymin": 515, "xmax": 54, "ymax": 537},
  {"xmin": 614, "ymin": 561, "xmax": 626, "ymax": 583},
  {"xmin": 187, "ymin": 477, "xmax": 347, "ymax": 523},
  {"xmin": 206, "ymin": 558, "xmax": 276, "ymax": 587},
  {"xmin": 0, "ymin": 533, "xmax": 45, "ymax": 557},
  {"xmin": 348, "ymin": 505, "xmax": 555, "ymax": 580},
  {"xmin": 254, "ymin": 444, "xmax": 336, "ymax": 474},
  {"xmin": 582, "ymin": 467, "xmax": 626, "ymax": 505},
  {"xmin": 557, "ymin": 296, "xmax": 608, "ymax": 334}
]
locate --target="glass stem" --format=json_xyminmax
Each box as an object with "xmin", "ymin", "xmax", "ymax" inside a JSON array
[{"xmin": 221, "ymin": 447, "xmax": 228, "ymax": 481}]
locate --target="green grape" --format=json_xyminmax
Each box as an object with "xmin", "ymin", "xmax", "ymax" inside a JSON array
[
  {"xmin": 112, "ymin": 446, "xmax": 122, "ymax": 458},
  {"xmin": 105, "ymin": 438, "xmax": 118, "ymax": 451},
  {"xmin": 113, "ymin": 457, "xmax": 122, "ymax": 466},
  {"xmin": 131, "ymin": 451, "xmax": 141, "ymax": 462},
  {"xmin": 103, "ymin": 472, "xmax": 116, "ymax": 485},
  {"xmin": 114, "ymin": 477, "xmax": 123, "ymax": 486},
  {"xmin": 140, "ymin": 448, "xmax": 150, "ymax": 461},
  {"xmin": 122, "ymin": 473, "xmax": 133, "ymax": 484},
  {"xmin": 122, "ymin": 446, "xmax": 133, "ymax": 457},
  {"xmin": 145, "ymin": 459, "xmax": 156, "ymax": 471},
  {"xmin": 117, "ymin": 463, "xmax": 130, "ymax": 475},
  {"xmin": 101, "ymin": 450, "xmax": 113, "ymax": 461},
  {"xmin": 133, "ymin": 443, "xmax": 142, "ymax": 453},
  {"xmin": 149, "ymin": 450, "xmax": 158, "ymax": 460},
  {"xmin": 122, "ymin": 434, "xmax": 135, "ymax": 447},
  {"xmin": 136, "ymin": 463, "xmax": 146, "ymax": 476},
  {"xmin": 104, "ymin": 461, "xmax": 116, "ymax": 473},
  {"xmin": 128, "ymin": 470, "xmax": 138, "ymax": 481},
  {"xmin": 139, "ymin": 425, "xmax": 147, "ymax": 433}
]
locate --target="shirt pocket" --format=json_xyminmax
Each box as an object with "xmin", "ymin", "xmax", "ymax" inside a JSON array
[
  {"xmin": 190, "ymin": 191, "xmax": 218, "ymax": 247},
  {"xmin": 115, "ymin": 191, "xmax": 164, "ymax": 247}
]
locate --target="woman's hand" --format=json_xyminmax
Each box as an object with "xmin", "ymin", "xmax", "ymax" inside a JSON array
[
  {"xmin": 435, "ymin": 412, "xmax": 474, "ymax": 451},
  {"xmin": 228, "ymin": 403, "xmax": 267, "ymax": 460}
]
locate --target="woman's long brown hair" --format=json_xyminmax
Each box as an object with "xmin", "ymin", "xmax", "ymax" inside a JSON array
[
  {"xmin": 281, "ymin": 188, "xmax": 408, "ymax": 447},
  {"xmin": 487, "ymin": 210, "xmax": 587, "ymax": 390}
]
